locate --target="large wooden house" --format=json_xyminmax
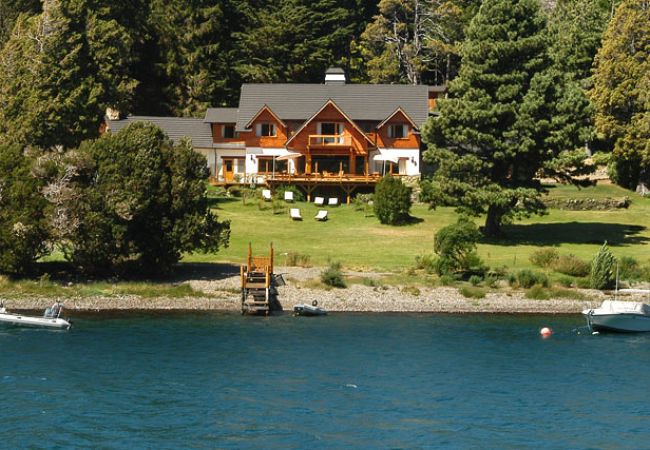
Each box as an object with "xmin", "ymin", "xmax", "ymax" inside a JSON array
[{"xmin": 106, "ymin": 68, "xmax": 444, "ymax": 201}]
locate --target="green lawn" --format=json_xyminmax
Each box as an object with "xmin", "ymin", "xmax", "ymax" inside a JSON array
[{"xmin": 186, "ymin": 183, "xmax": 650, "ymax": 272}]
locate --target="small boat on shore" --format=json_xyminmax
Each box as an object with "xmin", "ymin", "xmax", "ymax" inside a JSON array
[
  {"xmin": 583, "ymin": 289, "xmax": 650, "ymax": 333},
  {"xmin": 0, "ymin": 301, "xmax": 72, "ymax": 330},
  {"xmin": 293, "ymin": 301, "xmax": 327, "ymax": 317}
]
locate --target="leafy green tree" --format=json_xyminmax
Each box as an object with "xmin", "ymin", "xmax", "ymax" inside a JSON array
[
  {"xmin": 433, "ymin": 216, "xmax": 483, "ymax": 275},
  {"xmin": 0, "ymin": 0, "xmax": 137, "ymax": 149},
  {"xmin": 0, "ymin": 144, "xmax": 49, "ymax": 275},
  {"xmin": 358, "ymin": 0, "xmax": 469, "ymax": 85},
  {"xmin": 43, "ymin": 122, "xmax": 230, "ymax": 275},
  {"xmin": 590, "ymin": 241, "xmax": 616, "ymax": 289},
  {"xmin": 421, "ymin": 0, "xmax": 593, "ymax": 236},
  {"xmin": 374, "ymin": 176, "xmax": 412, "ymax": 225},
  {"xmin": 590, "ymin": 0, "xmax": 650, "ymax": 193}
]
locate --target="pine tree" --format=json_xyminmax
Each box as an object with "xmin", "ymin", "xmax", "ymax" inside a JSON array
[
  {"xmin": 358, "ymin": 0, "xmax": 469, "ymax": 85},
  {"xmin": 0, "ymin": 0, "xmax": 137, "ymax": 149},
  {"xmin": 0, "ymin": 0, "xmax": 41, "ymax": 46},
  {"xmin": 590, "ymin": 0, "xmax": 650, "ymax": 193},
  {"xmin": 421, "ymin": 0, "xmax": 593, "ymax": 236}
]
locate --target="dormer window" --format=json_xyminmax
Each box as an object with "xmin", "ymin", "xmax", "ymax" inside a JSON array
[
  {"xmin": 223, "ymin": 125, "xmax": 235, "ymax": 138},
  {"xmin": 256, "ymin": 123, "xmax": 276, "ymax": 137},
  {"xmin": 388, "ymin": 124, "xmax": 408, "ymax": 139}
]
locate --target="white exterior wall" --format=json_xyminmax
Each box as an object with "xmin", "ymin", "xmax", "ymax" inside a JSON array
[{"xmin": 371, "ymin": 148, "xmax": 420, "ymax": 176}]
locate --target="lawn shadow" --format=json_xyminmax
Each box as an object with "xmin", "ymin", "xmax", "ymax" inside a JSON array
[
  {"xmin": 172, "ymin": 262, "xmax": 240, "ymax": 282},
  {"xmin": 487, "ymin": 222, "xmax": 649, "ymax": 247}
]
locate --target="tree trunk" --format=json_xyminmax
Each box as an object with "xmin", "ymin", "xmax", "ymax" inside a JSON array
[{"xmin": 483, "ymin": 205, "xmax": 502, "ymax": 237}]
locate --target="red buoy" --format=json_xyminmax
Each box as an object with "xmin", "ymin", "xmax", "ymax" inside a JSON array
[{"xmin": 540, "ymin": 327, "xmax": 553, "ymax": 338}]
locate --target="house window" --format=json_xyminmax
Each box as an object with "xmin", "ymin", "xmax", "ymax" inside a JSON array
[
  {"xmin": 318, "ymin": 122, "xmax": 343, "ymax": 144},
  {"xmin": 257, "ymin": 157, "xmax": 287, "ymax": 174},
  {"xmin": 256, "ymin": 123, "xmax": 276, "ymax": 137},
  {"xmin": 223, "ymin": 125, "xmax": 235, "ymax": 138},
  {"xmin": 388, "ymin": 124, "xmax": 408, "ymax": 139}
]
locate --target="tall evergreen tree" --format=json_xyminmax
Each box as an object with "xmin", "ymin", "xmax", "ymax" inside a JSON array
[
  {"xmin": 0, "ymin": 0, "xmax": 41, "ymax": 46},
  {"xmin": 590, "ymin": 0, "xmax": 650, "ymax": 193},
  {"xmin": 0, "ymin": 0, "xmax": 137, "ymax": 149},
  {"xmin": 234, "ymin": 0, "xmax": 372, "ymax": 84},
  {"xmin": 421, "ymin": 0, "xmax": 593, "ymax": 236},
  {"xmin": 358, "ymin": 0, "xmax": 472, "ymax": 85}
]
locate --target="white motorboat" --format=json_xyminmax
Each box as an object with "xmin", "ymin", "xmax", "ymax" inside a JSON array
[
  {"xmin": 583, "ymin": 289, "xmax": 650, "ymax": 333},
  {"xmin": 0, "ymin": 301, "xmax": 72, "ymax": 330},
  {"xmin": 293, "ymin": 301, "xmax": 327, "ymax": 316}
]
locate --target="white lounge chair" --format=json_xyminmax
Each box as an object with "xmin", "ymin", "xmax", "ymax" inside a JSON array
[
  {"xmin": 328, "ymin": 197, "xmax": 339, "ymax": 206},
  {"xmin": 290, "ymin": 208, "xmax": 302, "ymax": 220},
  {"xmin": 314, "ymin": 197, "xmax": 325, "ymax": 206},
  {"xmin": 314, "ymin": 210, "xmax": 328, "ymax": 221},
  {"xmin": 262, "ymin": 189, "xmax": 272, "ymax": 201},
  {"xmin": 284, "ymin": 191, "xmax": 294, "ymax": 202}
]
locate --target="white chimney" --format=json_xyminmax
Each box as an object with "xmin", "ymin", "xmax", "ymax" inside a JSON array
[{"xmin": 325, "ymin": 67, "xmax": 346, "ymax": 85}]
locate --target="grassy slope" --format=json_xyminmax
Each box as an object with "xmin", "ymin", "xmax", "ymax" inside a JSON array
[{"xmin": 186, "ymin": 183, "xmax": 650, "ymax": 271}]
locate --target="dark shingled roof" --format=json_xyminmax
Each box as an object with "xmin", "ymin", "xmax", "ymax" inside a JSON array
[
  {"xmin": 203, "ymin": 107, "xmax": 238, "ymax": 124},
  {"xmin": 204, "ymin": 83, "xmax": 431, "ymax": 132},
  {"xmin": 106, "ymin": 116, "xmax": 214, "ymax": 148}
]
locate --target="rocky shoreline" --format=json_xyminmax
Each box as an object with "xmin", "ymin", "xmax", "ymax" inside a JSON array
[{"xmin": 3, "ymin": 266, "xmax": 610, "ymax": 314}]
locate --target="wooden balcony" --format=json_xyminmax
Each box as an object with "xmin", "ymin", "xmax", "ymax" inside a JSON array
[{"xmin": 308, "ymin": 134, "xmax": 351, "ymax": 147}]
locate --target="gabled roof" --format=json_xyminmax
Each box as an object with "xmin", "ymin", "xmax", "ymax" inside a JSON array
[
  {"xmin": 285, "ymin": 99, "xmax": 375, "ymax": 147},
  {"xmin": 232, "ymin": 83, "xmax": 431, "ymax": 131},
  {"xmin": 204, "ymin": 107, "xmax": 238, "ymax": 123},
  {"xmin": 106, "ymin": 116, "xmax": 213, "ymax": 148},
  {"xmin": 244, "ymin": 104, "xmax": 286, "ymax": 130},
  {"xmin": 377, "ymin": 107, "xmax": 419, "ymax": 130}
]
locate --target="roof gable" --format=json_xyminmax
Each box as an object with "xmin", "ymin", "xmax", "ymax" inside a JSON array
[
  {"xmin": 285, "ymin": 99, "xmax": 375, "ymax": 147},
  {"xmin": 244, "ymin": 104, "xmax": 286, "ymax": 130},
  {"xmin": 377, "ymin": 107, "xmax": 419, "ymax": 130}
]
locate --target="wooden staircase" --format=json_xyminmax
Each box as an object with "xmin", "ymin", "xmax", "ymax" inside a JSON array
[{"xmin": 241, "ymin": 243, "xmax": 277, "ymax": 315}]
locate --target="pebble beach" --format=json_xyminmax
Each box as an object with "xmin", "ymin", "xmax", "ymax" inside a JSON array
[{"xmin": 4, "ymin": 266, "xmax": 610, "ymax": 314}]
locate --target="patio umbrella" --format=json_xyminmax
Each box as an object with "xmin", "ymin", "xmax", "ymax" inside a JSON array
[
  {"xmin": 373, "ymin": 154, "xmax": 400, "ymax": 175},
  {"xmin": 275, "ymin": 152, "xmax": 303, "ymax": 176}
]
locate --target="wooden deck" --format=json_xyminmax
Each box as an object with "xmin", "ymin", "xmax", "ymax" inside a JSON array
[{"xmin": 267, "ymin": 173, "xmax": 382, "ymax": 203}]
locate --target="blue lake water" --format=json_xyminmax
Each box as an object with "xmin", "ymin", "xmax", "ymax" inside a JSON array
[{"xmin": 1, "ymin": 313, "xmax": 649, "ymax": 449}]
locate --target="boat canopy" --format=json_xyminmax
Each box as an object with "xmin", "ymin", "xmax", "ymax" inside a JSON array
[{"xmin": 600, "ymin": 300, "xmax": 650, "ymax": 314}]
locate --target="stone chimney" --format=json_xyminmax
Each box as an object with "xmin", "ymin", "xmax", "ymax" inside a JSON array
[{"xmin": 324, "ymin": 67, "xmax": 346, "ymax": 85}]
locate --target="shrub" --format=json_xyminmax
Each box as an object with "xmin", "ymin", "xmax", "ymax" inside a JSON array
[
  {"xmin": 353, "ymin": 193, "xmax": 374, "ymax": 211},
  {"xmin": 590, "ymin": 242, "xmax": 616, "ymax": 290},
  {"xmin": 557, "ymin": 276, "xmax": 574, "ymax": 288},
  {"xmin": 285, "ymin": 252, "xmax": 311, "ymax": 267},
  {"xmin": 274, "ymin": 185, "xmax": 304, "ymax": 202},
  {"xmin": 619, "ymin": 256, "xmax": 642, "ymax": 281},
  {"xmin": 529, "ymin": 248, "xmax": 560, "ymax": 268},
  {"xmin": 414, "ymin": 254, "xmax": 437, "ymax": 274},
  {"xmin": 321, "ymin": 261, "xmax": 346, "ymax": 288},
  {"xmin": 361, "ymin": 277, "xmax": 381, "ymax": 287},
  {"xmin": 401, "ymin": 286, "xmax": 421, "ymax": 296},
  {"xmin": 439, "ymin": 274, "xmax": 456, "ymax": 286},
  {"xmin": 526, "ymin": 284, "xmax": 550, "ymax": 300},
  {"xmin": 433, "ymin": 216, "xmax": 484, "ymax": 275},
  {"xmin": 484, "ymin": 273, "xmax": 499, "ymax": 288},
  {"xmin": 469, "ymin": 275, "xmax": 482, "ymax": 286},
  {"xmin": 0, "ymin": 144, "xmax": 49, "ymax": 275},
  {"xmin": 460, "ymin": 286, "xmax": 486, "ymax": 299},
  {"xmin": 552, "ymin": 254, "xmax": 590, "ymax": 277},
  {"xmin": 575, "ymin": 277, "xmax": 591, "ymax": 289},
  {"xmin": 227, "ymin": 185, "xmax": 242, "ymax": 197},
  {"xmin": 271, "ymin": 199, "xmax": 286, "ymax": 215},
  {"xmin": 373, "ymin": 176, "xmax": 412, "ymax": 225},
  {"xmin": 516, "ymin": 270, "xmax": 549, "ymax": 289}
]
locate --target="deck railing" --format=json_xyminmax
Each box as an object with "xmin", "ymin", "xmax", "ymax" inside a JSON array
[{"xmin": 308, "ymin": 134, "xmax": 350, "ymax": 146}]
